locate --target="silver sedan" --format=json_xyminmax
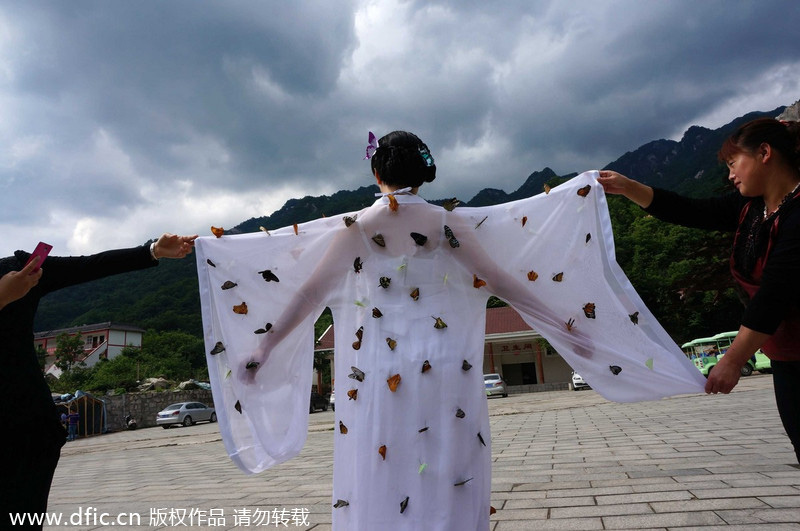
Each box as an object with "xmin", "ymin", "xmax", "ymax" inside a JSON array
[{"xmin": 156, "ymin": 402, "xmax": 216, "ymax": 428}]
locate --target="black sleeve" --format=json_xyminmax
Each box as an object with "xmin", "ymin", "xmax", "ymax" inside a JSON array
[
  {"xmin": 740, "ymin": 211, "xmax": 800, "ymax": 334},
  {"xmin": 644, "ymin": 188, "xmax": 745, "ymax": 233},
  {"xmin": 15, "ymin": 245, "xmax": 158, "ymax": 296}
]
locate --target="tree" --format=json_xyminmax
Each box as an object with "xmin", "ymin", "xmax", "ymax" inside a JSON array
[
  {"xmin": 35, "ymin": 345, "xmax": 48, "ymax": 372},
  {"xmin": 54, "ymin": 332, "xmax": 86, "ymax": 372}
]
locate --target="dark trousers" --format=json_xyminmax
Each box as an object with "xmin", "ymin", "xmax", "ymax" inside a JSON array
[
  {"xmin": 1, "ymin": 422, "xmax": 65, "ymax": 530},
  {"xmin": 771, "ymin": 360, "xmax": 800, "ymax": 464}
]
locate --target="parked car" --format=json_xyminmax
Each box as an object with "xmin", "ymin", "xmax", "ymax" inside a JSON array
[
  {"xmin": 484, "ymin": 373, "xmax": 508, "ymax": 398},
  {"xmin": 329, "ymin": 390, "xmax": 335, "ymax": 412},
  {"xmin": 571, "ymin": 371, "xmax": 590, "ymax": 391},
  {"xmin": 310, "ymin": 391, "xmax": 329, "ymax": 413},
  {"xmin": 156, "ymin": 402, "xmax": 216, "ymax": 428}
]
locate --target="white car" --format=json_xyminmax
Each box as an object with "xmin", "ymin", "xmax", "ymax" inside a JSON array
[
  {"xmin": 156, "ymin": 402, "xmax": 216, "ymax": 428},
  {"xmin": 329, "ymin": 390, "xmax": 335, "ymax": 412},
  {"xmin": 484, "ymin": 373, "xmax": 508, "ymax": 398},
  {"xmin": 571, "ymin": 371, "xmax": 590, "ymax": 391}
]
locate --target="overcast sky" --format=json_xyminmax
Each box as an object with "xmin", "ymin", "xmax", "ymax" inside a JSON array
[{"xmin": 1, "ymin": 0, "xmax": 798, "ymax": 257}]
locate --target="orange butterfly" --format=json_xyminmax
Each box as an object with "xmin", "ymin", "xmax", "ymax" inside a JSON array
[
  {"xmin": 387, "ymin": 374, "xmax": 401, "ymax": 392},
  {"xmin": 232, "ymin": 302, "xmax": 248, "ymax": 314},
  {"xmin": 473, "ymin": 274, "xmax": 487, "ymax": 289},
  {"xmin": 583, "ymin": 303, "xmax": 596, "ymax": 319},
  {"xmin": 386, "ymin": 337, "xmax": 397, "ymax": 351},
  {"xmin": 211, "ymin": 226, "xmax": 224, "ymax": 238},
  {"xmin": 577, "ymin": 185, "xmax": 591, "ymax": 197},
  {"xmin": 339, "ymin": 421, "xmax": 348, "ymax": 434},
  {"xmin": 378, "ymin": 445, "xmax": 387, "ymax": 460},
  {"xmin": 410, "ymin": 287, "xmax": 420, "ymax": 301},
  {"xmin": 521, "ymin": 216, "xmax": 528, "ymax": 227},
  {"xmin": 347, "ymin": 389, "xmax": 358, "ymax": 401},
  {"xmin": 565, "ymin": 318, "xmax": 575, "ymax": 332},
  {"xmin": 293, "ymin": 223, "xmax": 299, "ymax": 235},
  {"xmin": 388, "ymin": 194, "xmax": 398, "ymax": 212},
  {"xmin": 527, "ymin": 270, "xmax": 539, "ymax": 281},
  {"xmin": 543, "ymin": 184, "xmax": 551, "ymax": 194},
  {"xmin": 552, "ymin": 272, "xmax": 564, "ymax": 282}
]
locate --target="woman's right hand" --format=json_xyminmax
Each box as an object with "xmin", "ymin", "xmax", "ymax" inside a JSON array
[
  {"xmin": 597, "ymin": 170, "xmax": 654, "ymax": 208},
  {"xmin": 0, "ymin": 256, "xmax": 43, "ymax": 310}
]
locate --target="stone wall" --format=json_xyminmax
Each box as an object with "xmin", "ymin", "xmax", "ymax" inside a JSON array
[
  {"xmin": 507, "ymin": 382, "xmax": 570, "ymax": 394},
  {"xmin": 102, "ymin": 389, "xmax": 215, "ymax": 432}
]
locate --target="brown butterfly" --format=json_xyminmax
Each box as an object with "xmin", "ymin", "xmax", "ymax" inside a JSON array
[
  {"xmin": 443, "ymin": 198, "xmax": 461, "ymax": 211},
  {"xmin": 379, "ymin": 276, "xmax": 391, "ymax": 288},
  {"xmin": 521, "ymin": 216, "xmax": 528, "ymax": 227},
  {"xmin": 565, "ymin": 318, "xmax": 575, "ymax": 332},
  {"xmin": 259, "ymin": 269, "xmax": 280, "ymax": 282},
  {"xmin": 421, "ymin": 360, "xmax": 432, "ymax": 373},
  {"xmin": 609, "ymin": 365, "xmax": 622, "ymax": 375},
  {"xmin": 292, "ymin": 223, "xmax": 299, "ymax": 235},
  {"xmin": 372, "ymin": 307, "xmax": 383, "ymax": 318},
  {"xmin": 352, "ymin": 326, "xmax": 363, "ymax": 350},
  {"xmin": 552, "ymin": 272, "xmax": 564, "ymax": 282},
  {"xmin": 543, "ymin": 184, "xmax": 551, "ymax": 194},
  {"xmin": 347, "ymin": 389, "xmax": 358, "ymax": 401},
  {"xmin": 234, "ymin": 400, "xmax": 242, "ymax": 414},
  {"xmin": 254, "ymin": 323, "xmax": 273, "ymax": 334},
  {"xmin": 387, "ymin": 194, "xmax": 399, "ymax": 212},
  {"xmin": 455, "ymin": 408, "xmax": 465, "ymax": 419},
  {"xmin": 372, "ymin": 234, "xmax": 386, "ymax": 247},
  {"xmin": 527, "ymin": 270, "xmax": 539, "ymax": 281},
  {"xmin": 221, "ymin": 280, "xmax": 237, "ymax": 290},
  {"xmin": 211, "ymin": 226, "xmax": 224, "ymax": 238},
  {"xmin": 353, "ymin": 257, "xmax": 363, "ymax": 273},
  {"xmin": 233, "ymin": 302, "xmax": 248, "ymax": 314},
  {"xmin": 386, "ymin": 337, "xmax": 397, "ymax": 351},
  {"xmin": 583, "ymin": 303, "xmax": 596, "ymax": 319},
  {"xmin": 629, "ymin": 311, "xmax": 639, "ymax": 325},
  {"xmin": 209, "ymin": 342, "xmax": 225, "ymax": 356},
  {"xmin": 387, "ymin": 374, "xmax": 401, "ymax": 392},
  {"xmin": 343, "ymin": 215, "xmax": 357, "ymax": 227},
  {"xmin": 206, "ymin": 259, "xmax": 216, "ymax": 267},
  {"xmin": 432, "ymin": 316, "xmax": 447, "ymax": 329},
  {"xmin": 473, "ymin": 274, "xmax": 487, "ymax": 289},
  {"xmin": 577, "ymin": 185, "xmax": 591, "ymax": 197},
  {"xmin": 378, "ymin": 445, "xmax": 387, "ymax": 460},
  {"xmin": 462, "ymin": 360, "xmax": 472, "ymax": 371},
  {"xmin": 490, "ymin": 506, "xmax": 497, "ymax": 515},
  {"xmin": 339, "ymin": 421, "xmax": 348, "ymax": 434},
  {"xmin": 410, "ymin": 287, "xmax": 420, "ymax": 301},
  {"xmin": 333, "ymin": 500, "xmax": 349, "ymax": 509},
  {"xmin": 410, "ymin": 232, "xmax": 428, "ymax": 246}
]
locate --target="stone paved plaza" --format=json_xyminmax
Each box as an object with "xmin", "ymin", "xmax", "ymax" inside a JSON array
[{"xmin": 45, "ymin": 374, "xmax": 800, "ymax": 530}]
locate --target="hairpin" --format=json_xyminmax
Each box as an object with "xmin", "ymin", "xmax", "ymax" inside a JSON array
[
  {"xmin": 364, "ymin": 131, "xmax": 378, "ymax": 160},
  {"xmin": 375, "ymin": 187, "xmax": 413, "ymax": 198},
  {"xmin": 418, "ymin": 146, "xmax": 434, "ymax": 167}
]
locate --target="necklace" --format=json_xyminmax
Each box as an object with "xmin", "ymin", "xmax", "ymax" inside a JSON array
[{"xmin": 763, "ymin": 181, "xmax": 800, "ymax": 219}]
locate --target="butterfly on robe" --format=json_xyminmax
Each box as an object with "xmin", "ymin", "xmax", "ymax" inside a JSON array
[
  {"xmin": 432, "ymin": 316, "xmax": 447, "ymax": 329},
  {"xmin": 387, "ymin": 373, "xmax": 401, "ymax": 392},
  {"xmin": 473, "ymin": 274, "xmax": 487, "ymax": 289},
  {"xmin": 372, "ymin": 234, "xmax": 386, "ymax": 247},
  {"xmin": 206, "ymin": 259, "xmax": 216, "ymax": 267},
  {"xmin": 521, "ymin": 216, "xmax": 528, "ymax": 227},
  {"xmin": 490, "ymin": 506, "xmax": 497, "ymax": 515},
  {"xmin": 339, "ymin": 421, "xmax": 348, "ymax": 434},
  {"xmin": 455, "ymin": 408, "xmax": 465, "ymax": 419},
  {"xmin": 372, "ymin": 307, "xmax": 383, "ymax": 318},
  {"xmin": 364, "ymin": 131, "xmax": 378, "ymax": 160},
  {"xmin": 379, "ymin": 276, "xmax": 391, "ymax": 289},
  {"xmin": 629, "ymin": 311, "xmax": 640, "ymax": 325},
  {"xmin": 400, "ymin": 497, "xmax": 409, "ymax": 514},
  {"xmin": 410, "ymin": 287, "xmax": 420, "ymax": 301},
  {"xmin": 233, "ymin": 302, "xmax": 248, "ymax": 315},
  {"xmin": 209, "ymin": 341, "xmax": 225, "ymax": 356},
  {"xmin": 443, "ymin": 225, "xmax": 459, "ymax": 248},
  {"xmin": 462, "ymin": 360, "xmax": 473, "ymax": 371},
  {"xmin": 234, "ymin": 400, "xmax": 242, "ymax": 414},
  {"xmin": 352, "ymin": 326, "xmax": 363, "ymax": 350},
  {"xmin": 586, "ymin": 233, "xmax": 592, "ymax": 244},
  {"xmin": 347, "ymin": 389, "xmax": 358, "ymax": 401},
  {"xmin": 348, "ymin": 366, "xmax": 365, "ymax": 382},
  {"xmin": 211, "ymin": 226, "xmax": 224, "ymax": 238},
  {"xmin": 454, "ymin": 478, "xmax": 473, "ymax": 486},
  {"xmin": 292, "ymin": 223, "xmax": 299, "ymax": 235},
  {"xmin": 418, "ymin": 426, "xmax": 429, "ymax": 433},
  {"xmin": 259, "ymin": 226, "xmax": 270, "ymax": 235},
  {"xmin": 583, "ymin": 303, "xmax": 596, "ymax": 319},
  {"xmin": 333, "ymin": 500, "xmax": 349, "ymax": 509},
  {"xmin": 442, "ymin": 198, "xmax": 461, "ymax": 211},
  {"xmin": 527, "ymin": 270, "xmax": 539, "ymax": 282},
  {"xmin": 477, "ymin": 432, "xmax": 486, "ymax": 446},
  {"xmin": 254, "ymin": 323, "xmax": 273, "ymax": 334},
  {"xmin": 609, "ymin": 365, "xmax": 623, "ymax": 375},
  {"xmin": 378, "ymin": 445, "xmax": 387, "ymax": 460},
  {"xmin": 353, "ymin": 257, "xmax": 363, "ymax": 273},
  {"xmin": 421, "ymin": 360, "xmax": 432, "ymax": 373},
  {"xmin": 565, "ymin": 318, "xmax": 575, "ymax": 332},
  {"xmin": 577, "ymin": 185, "xmax": 591, "ymax": 197},
  {"xmin": 343, "ymin": 215, "xmax": 357, "ymax": 227},
  {"xmin": 245, "ymin": 360, "xmax": 260, "ymax": 370},
  {"xmin": 258, "ymin": 269, "xmax": 280, "ymax": 282},
  {"xmin": 410, "ymin": 232, "xmax": 428, "ymax": 246},
  {"xmin": 543, "ymin": 184, "xmax": 551, "ymax": 194},
  {"xmin": 552, "ymin": 272, "xmax": 564, "ymax": 282},
  {"xmin": 386, "ymin": 337, "xmax": 398, "ymax": 351},
  {"xmin": 221, "ymin": 280, "xmax": 237, "ymax": 290}
]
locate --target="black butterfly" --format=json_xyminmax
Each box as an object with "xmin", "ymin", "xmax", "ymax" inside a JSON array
[
  {"xmin": 609, "ymin": 365, "xmax": 623, "ymax": 375},
  {"xmin": 234, "ymin": 400, "xmax": 242, "ymax": 414},
  {"xmin": 454, "ymin": 478, "xmax": 473, "ymax": 486},
  {"xmin": 400, "ymin": 496, "xmax": 409, "ymax": 514},
  {"xmin": 455, "ymin": 408, "xmax": 465, "ymax": 419},
  {"xmin": 333, "ymin": 500, "xmax": 349, "ymax": 509},
  {"xmin": 206, "ymin": 259, "xmax": 216, "ymax": 267},
  {"xmin": 477, "ymin": 432, "xmax": 486, "ymax": 446},
  {"xmin": 629, "ymin": 311, "xmax": 639, "ymax": 325},
  {"xmin": 354, "ymin": 257, "xmax": 363, "ymax": 273},
  {"xmin": 410, "ymin": 232, "xmax": 428, "ymax": 246},
  {"xmin": 348, "ymin": 366, "xmax": 365, "ymax": 382},
  {"xmin": 443, "ymin": 225, "xmax": 460, "ymax": 248},
  {"xmin": 372, "ymin": 234, "xmax": 386, "ymax": 247},
  {"xmin": 209, "ymin": 342, "xmax": 225, "ymax": 356},
  {"xmin": 372, "ymin": 307, "xmax": 383, "ymax": 318},
  {"xmin": 462, "ymin": 360, "xmax": 472, "ymax": 371},
  {"xmin": 254, "ymin": 323, "xmax": 273, "ymax": 334},
  {"xmin": 585, "ymin": 233, "xmax": 592, "ymax": 244},
  {"xmin": 259, "ymin": 269, "xmax": 280, "ymax": 282},
  {"xmin": 343, "ymin": 215, "xmax": 357, "ymax": 227},
  {"xmin": 421, "ymin": 360, "xmax": 432, "ymax": 373},
  {"xmin": 379, "ymin": 276, "xmax": 391, "ymax": 289},
  {"xmin": 221, "ymin": 280, "xmax": 238, "ymax": 290},
  {"xmin": 245, "ymin": 361, "xmax": 260, "ymax": 370}
]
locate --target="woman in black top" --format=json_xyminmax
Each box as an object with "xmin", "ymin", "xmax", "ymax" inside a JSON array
[
  {"xmin": 598, "ymin": 118, "xmax": 800, "ymax": 462},
  {"xmin": 0, "ymin": 233, "xmax": 196, "ymax": 529}
]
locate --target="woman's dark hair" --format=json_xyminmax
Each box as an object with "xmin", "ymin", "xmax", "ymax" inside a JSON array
[
  {"xmin": 370, "ymin": 131, "xmax": 436, "ymax": 188},
  {"xmin": 718, "ymin": 118, "xmax": 800, "ymax": 171}
]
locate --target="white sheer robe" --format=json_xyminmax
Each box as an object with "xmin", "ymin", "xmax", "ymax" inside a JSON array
[{"xmin": 195, "ymin": 170, "xmax": 706, "ymax": 530}]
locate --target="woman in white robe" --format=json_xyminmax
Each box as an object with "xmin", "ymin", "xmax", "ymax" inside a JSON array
[{"xmin": 195, "ymin": 131, "xmax": 706, "ymax": 530}]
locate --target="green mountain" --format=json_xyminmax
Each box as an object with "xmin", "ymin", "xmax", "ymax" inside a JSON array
[{"xmin": 34, "ymin": 106, "xmax": 786, "ymax": 343}]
